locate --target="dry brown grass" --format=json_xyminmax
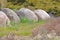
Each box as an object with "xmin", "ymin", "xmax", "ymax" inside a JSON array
[{"xmin": 32, "ymin": 17, "xmax": 60, "ymax": 37}]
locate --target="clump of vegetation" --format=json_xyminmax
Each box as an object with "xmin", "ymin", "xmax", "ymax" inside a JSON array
[{"xmin": 0, "ymin": 0, "xmax": 60, "ymax": 16}]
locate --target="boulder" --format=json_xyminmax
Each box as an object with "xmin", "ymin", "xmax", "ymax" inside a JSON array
[
  {"xmin": 34, "ymin": 9, "xmax": 50, "ymax": 20},
  {"xmin": 0, "ymin": 11, "xmax": 10, "ymax": 27},
  {"xmin": 16, "ymin": 8, "xmax": 38, "ymax": 21},
  {"xmin": 1, "ymin": 8, "xmax": 20, "ymax": 23}
]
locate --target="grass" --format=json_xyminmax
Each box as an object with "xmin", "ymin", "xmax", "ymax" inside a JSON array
[{"xmin": 0, "ymin": 18, "xmax": 45, "ymax": 36}]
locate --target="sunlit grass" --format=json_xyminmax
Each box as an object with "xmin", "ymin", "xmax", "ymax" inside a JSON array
[{"xmin": 0, "ymin": 18, "xmax": 45, "ymax": 36}]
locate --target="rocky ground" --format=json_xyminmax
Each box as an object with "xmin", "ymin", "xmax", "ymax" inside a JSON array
[{"xmin": 0, "ymin": 17, "xmax": 60, "ymax": 40}]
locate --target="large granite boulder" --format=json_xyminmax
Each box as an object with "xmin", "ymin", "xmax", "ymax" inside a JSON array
[
  {"xmin": 0, "ymin": 11, "xmax": 10, "ymax": 26},
  {"xmin": 34, "ymin": 9, "xmax": 50, "ymax": 20},
  {"xmin": 1, "ymin": 8, "xmax": 20, "ymax": 23},
  {"xmin": 16, "ymin": 8, "xmax": 38, "ymax": 21}
]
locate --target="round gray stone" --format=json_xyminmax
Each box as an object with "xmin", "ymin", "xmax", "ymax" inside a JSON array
[
  {"xmin": 0, "ymin": 11, "xmax": 10, "ymax": 27},
  {"xmin": 34, "ymin": 9, "xmax": 50, "ymax": 20},
  {"xmin": 16, "ymin": 8, "xmax": 38, "ymax": 22},
  {"xmin": 1, "ymin": 8, "xmax": 20, "ymax": 23}
]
